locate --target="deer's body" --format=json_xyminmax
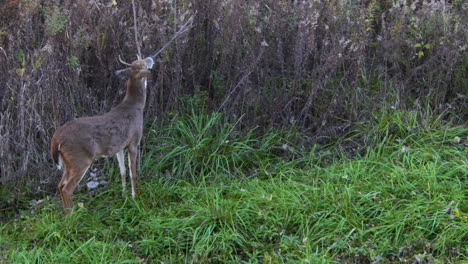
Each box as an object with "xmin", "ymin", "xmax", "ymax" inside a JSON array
[
  {"xmin": 51, "ymin": 94, "xmax": 144, "ymax": 159},
  {"xmin": 50, "ymin": 57, "xmax": 153, "ymax": 214}
]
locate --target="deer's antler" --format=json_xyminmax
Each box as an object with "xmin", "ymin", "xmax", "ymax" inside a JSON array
[{"xmin": 118, "ymin": 55, "xmax": 132, "ymax": 66}]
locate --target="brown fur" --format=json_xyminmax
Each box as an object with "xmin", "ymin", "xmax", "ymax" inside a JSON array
[{"xmin": 50, "ymin": 57, "xmax": 153, "ymax": 214}]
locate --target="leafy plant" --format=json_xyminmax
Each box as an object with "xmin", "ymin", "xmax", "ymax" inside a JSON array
[
  {"xmin": 414, "ymin": 41, "xmax": 431, "ymax": 59},
  {"xmin": 66, "ymin": 56, "xmax": 80, "ymax": 72},
  {"xmin": 46, "ymin": 7, "xmax": 67, "ymax": 36}
]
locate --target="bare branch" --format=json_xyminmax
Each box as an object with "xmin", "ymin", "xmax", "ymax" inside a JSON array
[
  {"xmin": 149, "ymin": 15, "xmax": 194, "ymax": 60},
  {"xmin": 132, "ymin": 0, "xmax": 141, "ymax": 58}
]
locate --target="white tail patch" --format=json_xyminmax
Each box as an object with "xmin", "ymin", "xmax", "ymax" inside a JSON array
[
  {"xmin": 57, "ymin": 153, "xmax": 64, "ymax": 170},
  {"xmin": 55, "ymin": 144, "xmax": 64, "ymax": 170}
]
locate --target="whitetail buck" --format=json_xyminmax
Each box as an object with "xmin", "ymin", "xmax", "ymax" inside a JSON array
[{"xmin": 50, "ymin": 56, "xmax": 154, "ymax": 214}]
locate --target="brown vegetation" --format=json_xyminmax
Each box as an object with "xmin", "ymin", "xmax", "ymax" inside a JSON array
[{"xmin": 0, "ymin": 0, "xmax": 466, "ymax": 184}]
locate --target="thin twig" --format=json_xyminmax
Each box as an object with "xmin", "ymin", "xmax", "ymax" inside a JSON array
[
  {"xmin": 132, "ymin": 0, "xmax": 141, "ymax": 58},
  {"xmin": 149, "ymin": 16, "xmax": 194, "ymax": 59},
  {"xmin": 0, "ymin": 207, "xmax": 13, "ymax": 212},
  {"xmin": 217, "ymin": 71, "xmax": 252, "ymax": 113},
  {"xmin": 227, "ymin": 114, "xmax": 245, "ymax": 136},
  {"xmin": 0, "ymin": 47, "xmax": 7, "ymax": 58},
  {"xmin": 217, "ymin": 47, "xmax": 264, "ymax": 113}
]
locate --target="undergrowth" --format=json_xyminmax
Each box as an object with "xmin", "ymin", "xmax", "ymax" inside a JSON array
[{"xmin": 0, "ymin": 109, "xmax": 466, "ymax": 263}]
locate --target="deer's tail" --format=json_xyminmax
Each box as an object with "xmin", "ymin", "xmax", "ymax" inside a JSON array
[{"xmin": 50, "ymin": 139, "xmax": 63, "ymax": 170}]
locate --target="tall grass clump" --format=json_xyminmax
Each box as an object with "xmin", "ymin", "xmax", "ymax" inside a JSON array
[{"xmin": 142, "ymin": 99, "xmax": 281, "ymax": 180}]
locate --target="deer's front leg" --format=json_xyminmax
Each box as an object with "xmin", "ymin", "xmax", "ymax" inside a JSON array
[
  {"xmin": 127, "ymin": 145, "xmax": 138, "ymax": 198},
  {"xmin": 116, "ymin": 150, "xmax": 126, "ymax": 196}
]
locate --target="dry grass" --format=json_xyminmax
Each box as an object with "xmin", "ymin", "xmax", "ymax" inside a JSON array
[{"xmin": 0, "ymin": 0, "xmax": 466, "ymax": 186}]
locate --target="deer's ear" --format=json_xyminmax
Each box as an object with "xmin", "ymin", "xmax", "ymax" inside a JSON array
[
  {"xmin": 136, "ymin": 69, "xmax": 152, "ymax": 79},
  {"xmin": 115, "ymin": 68, "xmax": 131, "ymax": 79},
  {"xmin": 144, "ymin": 57, "xmax": 154, "ymax": 69}
]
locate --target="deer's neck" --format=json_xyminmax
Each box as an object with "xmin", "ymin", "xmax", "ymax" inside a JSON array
[{"xmin": 122, "ymin": 78, "xmax": 147, "ymax": 107}]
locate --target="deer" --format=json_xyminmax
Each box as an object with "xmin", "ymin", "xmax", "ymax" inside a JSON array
[{"xmin": 50, "ymin": 55, "xmax": 154, "ymax": 214}]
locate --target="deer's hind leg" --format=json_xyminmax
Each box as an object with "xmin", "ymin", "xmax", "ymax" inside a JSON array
[
  {"xmin": 58, "ymin": 155, "xmax": 92, "ymax": 214},
  {"xmin": 57, "ymin": 170, "xmax": 69, "ymax": 212},
  {"xmin": 116, "ymin": 150, "xmax": 126, "ymax": 196}
]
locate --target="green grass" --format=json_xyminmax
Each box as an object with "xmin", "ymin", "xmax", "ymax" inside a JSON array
[{"xmin": 1, "ymin": 110, "xmax": 467, "ymax": 263}]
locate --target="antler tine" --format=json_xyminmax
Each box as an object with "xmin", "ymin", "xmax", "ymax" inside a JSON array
[
  {"xmin": 149, "ymin": 15, "xmax": 194, "ymax": 60},
  {"xmin": 118, "ymin": 55, "xmax": 132, "ymax": 66}
]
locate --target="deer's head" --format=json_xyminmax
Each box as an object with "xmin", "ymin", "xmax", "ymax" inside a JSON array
[{"xmin": 115, "ymin": 56, "xmax": 154, "ymax": 81}]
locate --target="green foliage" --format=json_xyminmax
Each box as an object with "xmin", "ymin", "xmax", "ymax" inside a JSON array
[
  {"xmin": 413, "ymin": 42, "xmax": 431, "ymax": 59},
  {"xmin": 1, "ymin": 111, "xmax": 466, "ymax": 263},
  {"xmin": 66, "ymin": 56, "xmax": 80, "ymax": 72},
  {"xmin": 15, "ymin": 49, "xmax": 26, "ymax": 76},
  {"xmin": 71, "ymin": 28, "xmax": 91, "ymax": 49},
  {"xmin": 45, "ymin": 7, "xmax": 67, "ymax": 36},
  {"xmin": 142, "ymin": 107, "xmax": 279, "ymax": 180},
  {"xmin": 15, "ymin": 49, "xmax": 25, "ymax": 65}
]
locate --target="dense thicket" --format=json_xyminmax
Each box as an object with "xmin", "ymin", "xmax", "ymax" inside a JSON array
[{"xmin": 0, "ymin": 0, "xmax": 466, "ymax": 184}]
